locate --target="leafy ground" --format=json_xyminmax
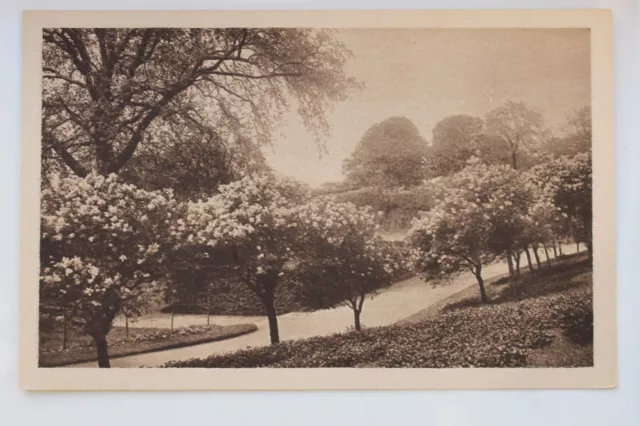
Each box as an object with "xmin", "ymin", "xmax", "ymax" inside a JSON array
[
  {"xmin": 39, "ymin": 323, "xmax": 257, "ymax": 367},
  {"xmin": 164, "ymin": 254, "xmax": 592, "ymax": 368}
]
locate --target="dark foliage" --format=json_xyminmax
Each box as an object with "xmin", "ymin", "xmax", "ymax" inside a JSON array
[
  {"xmin": 343, "ymin": 116, "xmax": 428, "ymax": 188},
  {"xmin": 161, "ymin": 278, "xmax": 312, "ymax": 316}
]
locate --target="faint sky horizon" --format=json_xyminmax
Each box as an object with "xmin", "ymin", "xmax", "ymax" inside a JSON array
[{"xmin": 263, "ymin": 28, "xmax": 590, "ymax": 187}]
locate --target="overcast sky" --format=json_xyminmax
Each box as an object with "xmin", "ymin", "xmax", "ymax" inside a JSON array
[{"xmin": 263, "ymin": 28, "xmax": 590, "ymax": 187}]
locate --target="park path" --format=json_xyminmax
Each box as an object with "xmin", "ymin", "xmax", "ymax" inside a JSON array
[{"xmin": 69, "ymin": 244, "xmax": 581, "ymax": 368}]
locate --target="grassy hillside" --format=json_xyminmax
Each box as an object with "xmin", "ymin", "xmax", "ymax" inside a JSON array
[{"xmin": 164, "ymin": 255, "xmax": 592, "ymax": 368}]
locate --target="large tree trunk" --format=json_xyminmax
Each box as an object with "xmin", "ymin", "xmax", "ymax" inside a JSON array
[
  {"xmin": 353, "ymin": 309, "xmax": 362, "ymax": 331},
  {"xmin": 85, "ymin": 303, "xmax": 119, "ymax": 369},
  {"xmin": 552, "ymin": 242, "xmax": 558, "ymax": 258},
  {"xmin": 474, "ymin": 264, "xmax": 489, "ymax": 303},
  {"xmin": 532, "ymin": 246, "xmax": 542, "ymax": 269},
  {"xmin": 93, "ymin": 334, "xmax": 111, "ymax": 368},
  {"xmin": 524, "ymin": 247, "xmax": 534, "ymax": 272},
  {"xmin": 511, "ymin": 150, "xmax": 518, "ymax": 170},
  {"xmin": 584, "ymin": 222, "xmax": 593, "ymax": 261},
  {"xmin": 558, "ymin": 241, "xmax": 564, "ymax": 256},
  {"xmin": 262, "ymin": 291, "xmax": 280, "ymax": 344}
]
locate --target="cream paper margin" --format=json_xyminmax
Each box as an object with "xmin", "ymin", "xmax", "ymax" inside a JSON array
[{"xmin": 19, "ymin": 9, "xmax": 616, "ymax": 391}]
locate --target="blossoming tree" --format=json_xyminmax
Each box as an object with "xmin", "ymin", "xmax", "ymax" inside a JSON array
[
  {"xmin": 407, "ymin": 159, "xmax": 534, "ymax": 301},
  {"xmin": 527, "ymin": 152, "xmax": 592, "ymax": 259},
  {"xmin": 40, "ymin": 173, "xmax": 177, "ymax": 367},
  {"xmin": 292, "ymin": 200, "xmax": 405, "ymax": 331},
  {"xmin": 173, "ymin": 174, "xmax": 310, "ymax": 344}
]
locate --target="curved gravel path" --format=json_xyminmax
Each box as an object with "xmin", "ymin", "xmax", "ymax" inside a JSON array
[{"xmin": 69, "ymin": 244, "xmax": 580, "ymax": 368}]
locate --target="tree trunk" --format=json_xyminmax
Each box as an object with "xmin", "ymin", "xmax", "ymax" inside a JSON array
[
  {"xmin": 353, "ymin": 309, "xmax": 362, "ymax": 331},
  {"xmin": 514, "ymin": 251, "xmax": 521, "ymax": 276},
  {"xmin": 206, "ymin": 291, "xmax": 211, "ymax": 326},
  {"xmin": 525, "ymin": 247, "xmax": 534, "ymax": 272},
  {"xmin": 506, "ymin": 248, "xmax": 516, "ymax": 296},
  {"xmin": 262, "ymin": 291, "xmax": 280, "ymax": 344},
  {"xmin": 576, "ymin": 241, "xmax": 580, "ymax": 252},
  {"xmin": 511, "ymin": 150, "xmax": 518, "ymax": 170},
  {"xmin": 552, "ymin": 242, "xmax": 558, "ymax": 258},
  {"xmin": 543, "ymin": 245, "xmax": 551, "ymax": 265},
  {"xmin": 93, "ymin": 334, "xmax": 110, "ymax": 368},
  {"xmin": 62, "ymin": 310, "xmax": 68, "ymax": 350},
  {"xmin": 585, "ymin": 224, "xmax": 593, "ymax": 261},
  {"xmin": 474, "ymin": 265, "xmax": 489, "ymax": 303},
  {"xmin": 533, "ymin": 246, "xmax": 542, "ymax": 269},
  {"xmin": 125, "ymin": 315, "xmax": 129, "ymax": 341},
  {"xmin": 558, "ymin": 241, "xmax": 564, "ymax": 256},
  {"xmin": 171, "ymin": 304, "xmax": 175, "ymax": 331}
]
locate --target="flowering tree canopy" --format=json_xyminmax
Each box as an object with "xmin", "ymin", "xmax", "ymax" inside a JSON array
[
  {"xmin": 173, "ymin": 174, "xmax": 311, "ymax": 344},
  {"xmin": 40, "ymin": 173, "xmax": 177, "ymax": 367},
  {"xmin": 292, "ymin": 199, "xmax": 406, "ymax": 330},
  {"xmin": 407, "ymin": 159, "xmax": 534, "ymax": 302},
  {"xmin": 527, "ymin": 152, "xmax": 592, "ymax": 257}
]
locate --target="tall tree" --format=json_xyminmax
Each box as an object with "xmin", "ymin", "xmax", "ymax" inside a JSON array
[
  {"xmin": 119, "ymin": 132, "xmax": 269, "ymax": 201},
  {"xmin": 566, "ymin": 105, "xmax": 592, "ymax": 146},
  {"xmin": 343, "ymin": 116, "xmax": 428, "ymax": 188},
  {"xmin": 541, "ymin": 106, "xmax": 591, "ymax": 158},
  {"xmin": 426, "ymin": 114, "xmax": 484, "ymax": 177},
  {"xmin": 484, "ymin": 101, "xmax": 546, "ymax": 170},
  {"xmin": 42, "ymin": 28, "xmax": 358, "ymax": 178}
]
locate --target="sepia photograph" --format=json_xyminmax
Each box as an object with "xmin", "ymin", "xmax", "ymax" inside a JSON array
[{"xmin": 20, "ymin": 10, "xmax": 615, "ymax": 390}]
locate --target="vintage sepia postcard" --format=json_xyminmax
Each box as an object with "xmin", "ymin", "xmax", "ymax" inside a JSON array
[{"xmin": 20, "ymin": 9, "xmax": 616, "ymax": 390}]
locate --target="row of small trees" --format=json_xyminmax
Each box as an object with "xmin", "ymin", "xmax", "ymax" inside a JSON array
[
  {"xmin": 407, "ymin": 152, "xmax": 592, "ymax": 302},
  {"xmin": 40, "ymin": 173, "xmax": 404, "ymax": 367},
  {"xmin": 39, "ymin": 151, "xmax": 591, "ymax": 367}
]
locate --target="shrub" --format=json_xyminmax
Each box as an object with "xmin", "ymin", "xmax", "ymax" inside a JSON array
[{"xmin": 552, "ymin": 289, "xmax": 593, "ymax": 344}]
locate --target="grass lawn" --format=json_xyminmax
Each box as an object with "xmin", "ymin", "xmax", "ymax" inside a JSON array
[
  {"xmin": 39, "ymin": 323, "xmax": 257, "ymax": 367},
  {"xmin": 164, "ymin": 253, "xmax": 592, "ymax": 369}
]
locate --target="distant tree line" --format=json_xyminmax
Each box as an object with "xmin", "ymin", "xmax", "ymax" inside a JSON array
[{"xmin": 337, "ymin": 102, "xmax": 591, "ymax": 190}]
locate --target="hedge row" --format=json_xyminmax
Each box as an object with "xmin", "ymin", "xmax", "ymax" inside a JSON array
[
  {"xmin": 161, "ymin": 279, "xmax": 313, "ymax": 316},
  {"xmin": 328, "ymin": 186, "xmax": 437, "ymax": 231},
  {"xmin": 163, "ymin": 240, "xmax": 412, "ymax": 316}
]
